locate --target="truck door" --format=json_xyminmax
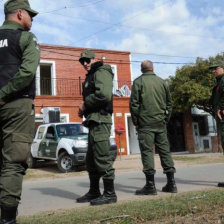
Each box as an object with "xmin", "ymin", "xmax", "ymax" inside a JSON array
[
  {"xmin": 32, "ymin": 126, "xmax": 46, "ymax": 158},
  {"xmin": 39, "ymin": 126, "xmax": 58, "ymax": 158}
]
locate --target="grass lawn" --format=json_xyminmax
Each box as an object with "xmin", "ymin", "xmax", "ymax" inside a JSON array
[{"xmin": 19, "ymin": 189, "xmax": 224, "ymax": 224}]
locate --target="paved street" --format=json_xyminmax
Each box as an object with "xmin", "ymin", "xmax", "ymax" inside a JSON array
[{"xmin": 19, "ymin": 163, "xmax": 224, "ymax": 216}]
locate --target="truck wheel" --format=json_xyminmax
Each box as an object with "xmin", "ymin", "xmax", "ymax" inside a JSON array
[
  {"xmin": 27, "ymin": 154, "xmax": 37, "ymax": 168},
  {"xmin": 57, "ymin": 152, "xmax": 73, "ymax": 173}
]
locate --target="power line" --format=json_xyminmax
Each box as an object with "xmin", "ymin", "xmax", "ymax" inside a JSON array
[
  {"xmin": 66, "ymin": 0, "xmax": 106, "ymax": 9},
  {"xmin": 131, "ymin": 52, "xmax": 198, "ymax": 59},
  {"xmin": 41, "ymin": 45, "xmax": 199, "ymax": 59},
  {"xmin": 49, "ymin": 12, "xmax": 113, "ymax": 25},
  {"xmin": 40, "ymin": 48, "xmax": 195, "ymax": 65},
  {"xmin": 39, "ymin": 0, "xmax": 107, "ymax": 14}
]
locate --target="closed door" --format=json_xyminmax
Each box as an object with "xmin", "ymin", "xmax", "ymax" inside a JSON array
[
  {"xmin": 192, "ymin": 122, "xmax": 202, "ymax": 152},
  {"xmin": 128, "ymin": 117, "xmax": 140, "ymax": 154}
]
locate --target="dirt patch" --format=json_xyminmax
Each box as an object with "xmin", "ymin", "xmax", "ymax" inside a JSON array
[{"xmin": 24, "ymin": 161, "xmax": 87, "ymax": 181}]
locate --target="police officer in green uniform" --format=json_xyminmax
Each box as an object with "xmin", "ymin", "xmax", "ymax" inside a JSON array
[
  {"xmin": 130, "ymin": 60, "xmax": 177, "ymax": 195},
  {"xmin": 77, "ymin": 50, "xmax": 117, "ymax": 205},
  {"xmin": 209, "ymin": 60, "xmax": 224, "ymax": 188},
  {"xmin": 0, "ymin": 0, "xmax": 40, "ymax": 223}
]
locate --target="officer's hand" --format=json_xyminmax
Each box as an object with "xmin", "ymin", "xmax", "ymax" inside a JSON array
[
  {"xmin": 0, "ymin": 99, "xmax": 4, "ymax": 108},
  {"xmin": 78, "ymin": 102, "xmax": 85, "ymax": 118},
  {"xmin": 217, "ymin": 109, "xmax": 224, "ymax": 120},
  {"xmin": 79, "ymin": 102, "xmax": 85, "ymax": 112},
  {"xmin": 78, "ymin": 109, "xmax": 83, "ymax": 118}
]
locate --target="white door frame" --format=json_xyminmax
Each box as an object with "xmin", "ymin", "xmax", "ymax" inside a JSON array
[
  {"xmin": 125, "ymin": 113, "xmax": 131, "ymax": 155},
  {"xmin": 36, "ymin": 60, "xmax": 57, "ymax": 96}
]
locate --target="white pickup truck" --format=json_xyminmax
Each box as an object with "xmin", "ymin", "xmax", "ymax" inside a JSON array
[{"xmin": 28, "ymin": 122, "xmax": 117, "ymax": 172}]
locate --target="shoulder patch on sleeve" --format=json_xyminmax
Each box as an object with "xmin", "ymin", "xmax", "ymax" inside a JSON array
[
  {"xmin": 29, "ymin": 32, "xmax": 40, "ymax": 51},
  {"xmin": 33, "ymin": 37, "xmax": 40, "ymax": 51}
]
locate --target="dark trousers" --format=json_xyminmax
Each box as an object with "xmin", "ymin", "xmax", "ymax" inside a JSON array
[
  {"xmin": 86, "ymin": 123, "xmax": 115, "ymax": 180},
  {"xmin": 0, "ymin": 98, "xmax": 34, "ymax": 206},
  {"xmin": 138, "ymin": 127, "xmax": 176, "ymax": 175}
]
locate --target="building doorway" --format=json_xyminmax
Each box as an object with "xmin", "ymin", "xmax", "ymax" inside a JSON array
[
  {"xmin": 167, "ymin": 114, "xmax": 186, "ymax": 152},
  {"xmin": 127, "ymin": 116, "xmax": 140, "ymax": 154}
]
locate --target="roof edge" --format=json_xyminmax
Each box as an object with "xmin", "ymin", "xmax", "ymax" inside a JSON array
[{"xmin": 40, "ymin": 43, "xmax": 131, "ymax": 55}]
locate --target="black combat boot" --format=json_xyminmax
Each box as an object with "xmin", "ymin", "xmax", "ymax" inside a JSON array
[
  {"xmin": 90, "ymin": 179, "xmax": 117, "ymax": 206},
  {"xmin": 135, "ymin": 174, "xmax": 157, "ymax": 195},
  {"xmin": 76, "ymin": 174, "xmax": 101, "ymax": 203},
  {"xmin": 162, "ymin": 172, "xmax": 177, "ymax": 193},
  {"xmin": 1, "ymin": 205, "xmax": 17, "ymax": 224},
  {"xmin": 218, "ymin": 182, "xmax": 224, "ymax": 187}
]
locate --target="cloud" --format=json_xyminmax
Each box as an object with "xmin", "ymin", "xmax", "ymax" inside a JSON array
[
  {"xmin": 33, "ymin": 23, "xmax": 74, "ymax": 46},
  {"xmin": 102, "ymin": 0, "xmax": 224, "ymax": 79}
]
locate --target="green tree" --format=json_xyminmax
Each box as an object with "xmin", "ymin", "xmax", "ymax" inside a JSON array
[{"xmin": 169, "ymin": 53, "xmax": 224, "ymax": 114}]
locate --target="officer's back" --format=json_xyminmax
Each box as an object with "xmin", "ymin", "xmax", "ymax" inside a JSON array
[{"xmin": 131, "ymin": 61, "xmax": 171, "ymax": 128}]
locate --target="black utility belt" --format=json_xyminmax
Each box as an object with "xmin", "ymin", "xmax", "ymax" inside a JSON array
[
  {"xmin": 85, "ymin": 109, "xmax": 112, "ymax": 116},
  {"xmin": 18, "ymin": 95, "xmax": 34, "ymax": 99},
  {"xmin": 10, "ymin": 95, "xmax": 34, "ymax": 102}
]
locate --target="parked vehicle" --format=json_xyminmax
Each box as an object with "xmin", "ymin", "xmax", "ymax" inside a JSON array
[{"xmin": 28, "ymin": 123, "xmax": 117, "ymax": 172}]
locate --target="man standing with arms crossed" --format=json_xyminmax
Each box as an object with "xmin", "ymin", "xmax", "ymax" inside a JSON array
[
  {"xmin": 130, "ymin": 60, "xmax": 177, "ymax": 195},
  {"xmin": 0, "ymin": 0, "xmax": 40, "ymax": 223},
  {"xmin": 77, "ymin": 50, "xmax": 117, "ymax": 205},
  {"xmin": 209, "ymin": 60, "xmax": 224, "ymax": 188}
]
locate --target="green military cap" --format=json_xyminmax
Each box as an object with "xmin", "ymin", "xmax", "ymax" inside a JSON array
[
  {"xmin": 4, "ymin": 0, "xmax": 38, "ymax": 17},
  {"xmin": 209, "ymin": 60, "xmax": 224, "ymax": 69},
  {"xmin": 79, "ymin": 50, "xmax": 95, "ymax": 60}
]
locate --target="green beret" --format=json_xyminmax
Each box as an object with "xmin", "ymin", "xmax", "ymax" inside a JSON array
[
  {"xmin": 79, "ymin": 50, "xmax": 95, "ymax": 60},
  {"xmin": 4, "ymin": 0, "xmax": 38, "ymax": 17},
  {"xmin": 209, "ymin": 60, "xmax": 224, "ymax": 69}
]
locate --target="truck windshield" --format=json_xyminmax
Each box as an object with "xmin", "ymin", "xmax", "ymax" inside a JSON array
[{"xmin": 56, "ymin": 124, "xmax": 88, "ymax": 137}]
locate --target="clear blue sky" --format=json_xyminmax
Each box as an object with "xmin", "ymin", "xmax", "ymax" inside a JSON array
[{"xmin": 1, "ymin": 0, "xmax": 224, "ymax": 80}]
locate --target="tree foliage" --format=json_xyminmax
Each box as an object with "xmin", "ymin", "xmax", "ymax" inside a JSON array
[{"xmin": 169, "ymin": 53, "xmax": 224, "ymax": 114}]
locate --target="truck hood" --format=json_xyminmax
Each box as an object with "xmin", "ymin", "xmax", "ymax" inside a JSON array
[
  {"xmin": 61, "ymin": 135, "xmax": 88, "ymax": 141},
  {"xmin": 59, "ymin": 135, "xmax": 88, "ymax": 148}
]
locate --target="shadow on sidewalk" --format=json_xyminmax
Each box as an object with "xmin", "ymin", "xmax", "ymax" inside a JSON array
[
  {"xmin": 129, "ymin": 176, "xmax": 218, "ymax": 187},
  {"xmin": 31, "ymin": 187, "xmax": 79, "ymax": 200},
  {"xmin": 31, "ymin": 176, "xmax": 219, "ymax": 199}
]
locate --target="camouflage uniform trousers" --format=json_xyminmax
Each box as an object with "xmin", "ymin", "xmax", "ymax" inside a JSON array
[
  {"xmin": 86, "ymin": 122, "xmax": 115, "ymax": 180},
  {"xmin": 137, "ymin": 126, "xmax": 176, "ymax": 175},
  {"xmin": 0, "ymin": 98, "xmax": 34, "ymax": 207}
]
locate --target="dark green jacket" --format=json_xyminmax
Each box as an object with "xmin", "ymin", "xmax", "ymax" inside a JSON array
[
  {"xmin": 210, "ymin": 74, "xmax": 224, "ymax": 117},
  {"xmin": 83, "ymin": 62, "xmax": 114, "ymax": 127},
  {"xmin": 0, "ymin": 21, "xmax": 40, "ymax": 104},
  {"xmin": 130, "ymin": 71, "xmax": 172, "ymax": 129}
]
